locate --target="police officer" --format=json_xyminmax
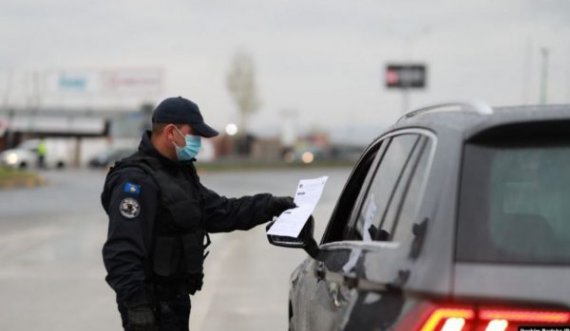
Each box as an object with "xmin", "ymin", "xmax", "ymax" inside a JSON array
[{"xmin": 101, "ymin": 96, "xmax": 296, "ymax": 331}]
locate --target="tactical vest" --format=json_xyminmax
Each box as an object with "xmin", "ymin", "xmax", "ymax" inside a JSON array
[{"xmin": 109, "ymin": 154, "xmax": 211, "ymax": 294}]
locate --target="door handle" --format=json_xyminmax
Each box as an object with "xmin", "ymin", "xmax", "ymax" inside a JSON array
[{"xmin": 315, "ymin": 262, "xmax": 325, "ymax": 280}]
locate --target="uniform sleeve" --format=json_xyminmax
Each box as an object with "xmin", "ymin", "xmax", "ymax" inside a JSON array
[
  {"xmin": 200, "ymin": 184, "xmax": 273, "ymax": 233},
  {"xmin": 101, "ymin": 169, "xmax": 159, "ymax": 303}
]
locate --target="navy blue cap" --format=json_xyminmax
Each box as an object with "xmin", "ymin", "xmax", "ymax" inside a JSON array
[{"xmin": 151, "ymin": 96, "xmax": 219, "ymax": 138}]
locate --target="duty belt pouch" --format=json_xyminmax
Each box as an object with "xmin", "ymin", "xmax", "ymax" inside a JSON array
[
  {"xmin": 153, "ymin": 236, "xmax": 181, "ymax": 277},
  {"xmin": 181, "ymin": 232, "xmax": 204, "ymax": 275},
  {"xmin": 181, "ymin": 232, "xmax": 206, "ymax": 294}
]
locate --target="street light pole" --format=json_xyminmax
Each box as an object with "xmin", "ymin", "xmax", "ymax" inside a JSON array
[{"xmin": 540, "ymin": 47, "xmax": 549, "ymax": 105}]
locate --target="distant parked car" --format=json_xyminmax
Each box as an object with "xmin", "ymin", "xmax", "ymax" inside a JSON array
[
  {"xmin": 0, "ymin": 139, "xmax": 70, "ymax": 169},
  {"xmin": 88, "ymin": 147, "xmax": 136, "ymax": 168},
  {"xmin": 269, "ymin": 102, "xmax": 570, "ymax": 331}
]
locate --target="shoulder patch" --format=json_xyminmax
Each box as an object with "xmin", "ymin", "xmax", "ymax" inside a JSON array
[
  {"xmin": 123, "ymin": 182, "xmax": 141, "ymax": 195},
  {"xmin": 119, "ymin": 198, "xmax": 141, "ymax": 219}
]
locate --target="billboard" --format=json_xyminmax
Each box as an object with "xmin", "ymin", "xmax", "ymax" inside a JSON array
[
  {"xmin": 385, "ymin": 64, "xmax": 427, "ymax": 89},
  {"xmin": 100, "ymin": 68, "xmax": 162, "ymax": 95},
  {"xmin": 45, "ymin": 68, "xmax": 163, "ymax": 96}
]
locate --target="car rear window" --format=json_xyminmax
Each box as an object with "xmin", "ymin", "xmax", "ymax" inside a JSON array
[{"xmin": 457, "ymin": 125, "xmax": 570, "ymax": 265}]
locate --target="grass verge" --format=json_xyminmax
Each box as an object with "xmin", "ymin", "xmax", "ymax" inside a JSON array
[{"xmin": 0, "ymin": 167, "xmax": 45, "ymax": 189}]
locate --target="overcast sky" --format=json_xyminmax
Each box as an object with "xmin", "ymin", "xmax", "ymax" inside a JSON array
[{"xmin": 1, "ymin": 0, "xmax": 569, "ymax": 139}]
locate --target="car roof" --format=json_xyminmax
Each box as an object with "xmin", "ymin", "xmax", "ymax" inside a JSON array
[{"xmin": 390, "ymin": 103, "xmax": 570, "ymax": 140}]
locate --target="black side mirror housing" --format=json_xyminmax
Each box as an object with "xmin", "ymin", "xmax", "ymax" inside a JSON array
[{"xmin": 266, "ymin": 216, "xmax": 322, "ymax": 260}]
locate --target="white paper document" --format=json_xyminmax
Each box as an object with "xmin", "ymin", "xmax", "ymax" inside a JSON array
[{"xmin": 267, "ymin": 176, "xmax": 328, "ymax": 237}]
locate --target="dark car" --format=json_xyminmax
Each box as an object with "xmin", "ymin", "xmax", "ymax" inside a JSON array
[
  {"xmin": 88, "ymin": 147, "xmax": 136, "ymax": 168},
  {"xmin": 268, "ymin": 102, "xmax": 570, "ymax": 331}
]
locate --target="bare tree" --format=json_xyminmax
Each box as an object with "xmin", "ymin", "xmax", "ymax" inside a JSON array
[{"xmin": 226, "ymin": 51, "xmax": 260, "ymax": 135}]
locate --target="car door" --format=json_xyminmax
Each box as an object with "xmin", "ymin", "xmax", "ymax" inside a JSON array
[
  {"xmin": 289, "ymin": 138, "xmax": 385, "ymax": 331},
  {"xmin": 291, "ymin": 132, "xmax": 424, "ymax": 331},
  {"xmin": 340, "ymin": 132, "xmax": 435, "ymax": 331}
]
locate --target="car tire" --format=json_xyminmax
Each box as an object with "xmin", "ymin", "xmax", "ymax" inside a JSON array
[
  {"xmin": 56, "ymin": 161, "xmax": 65, "ymax": 170},
  {"xmin": 19, "ymin": 162, "xmax": 27, "ymax": 169}
]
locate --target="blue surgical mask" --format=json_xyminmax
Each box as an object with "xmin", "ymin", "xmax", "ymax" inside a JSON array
[{"xmin": 173, "ymin": 128, "xmax": 202, "ymax": 161}]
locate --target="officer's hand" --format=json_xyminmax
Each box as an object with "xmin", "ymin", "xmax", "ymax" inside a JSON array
[
  {"xmin": 127, "ymin": 304, "xmax": 155, "ymax": 331},
  {"xmin": 266, "ymin": 196, "xmax": 296, "ymax": 217}
]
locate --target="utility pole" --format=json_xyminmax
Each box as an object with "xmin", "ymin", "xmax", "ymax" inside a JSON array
[
  {"xmin": 1, "ymin": 70, "xmax": 15, "ymax": 148},
  {"xmin": 280, "ymin": 109, "xmax": 298, "ymax": 160},
  {"xmin": 540, "ymin": 48, "xmax": 549, "ymax": 104},
  {"xmin": 1, "ymin": 70, "xmax": 13, "ymax": 110},
  {"xmin": 31, "ymin": 71, "xmax": 41, "ymax": 136},
  {"xmin": 521, "ymin": 38, "xmax": 532, "ymax": 105}
]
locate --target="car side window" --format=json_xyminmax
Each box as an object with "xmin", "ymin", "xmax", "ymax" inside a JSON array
[
  {"xmin": 353, "ymin": 134, "xmax": 420, "ymax": 241},
  {"xmin": 391, "ymin": 138, "xmax": 433, "ymax": 244},
  {"xmin": 321, "ymin": 141, "xmax": 383, "ymax": 244}
]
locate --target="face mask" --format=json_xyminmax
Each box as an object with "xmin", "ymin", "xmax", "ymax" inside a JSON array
[{"xmin": 173, "ymin": 128, "xmax": 202, "ymax": 161}]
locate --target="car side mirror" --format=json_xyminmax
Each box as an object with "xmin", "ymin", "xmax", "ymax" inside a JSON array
[{"xmin": 266, "ymin": 216, "xmax": 322, "ymax": 260}]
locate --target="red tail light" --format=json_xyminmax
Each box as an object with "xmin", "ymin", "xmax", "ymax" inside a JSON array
[
  {"xmin": 420, "ymin": 307, "xmax": 475, "ymax": 331},
  {"xmin": 479, "ymin": 308, "xmax": 570, "ymax": 324},
  {"xmin": 396, "ymin": 302, "xmax": 570, "ymax": 331}
]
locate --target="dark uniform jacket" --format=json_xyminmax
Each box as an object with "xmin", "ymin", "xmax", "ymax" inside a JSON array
[{"xmin": 101, "ymin": 131, "xmax": 273, "ymax": 304}]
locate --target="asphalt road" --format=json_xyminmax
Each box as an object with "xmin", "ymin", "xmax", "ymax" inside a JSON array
[{"xmin": 0, "ymin": 167, "xmax": 351, "ymax": 331}]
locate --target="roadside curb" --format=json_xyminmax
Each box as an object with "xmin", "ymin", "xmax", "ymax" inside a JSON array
[{"xmin": 0, "ymin": 175, "xmax": 47, "ymax": 190}]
